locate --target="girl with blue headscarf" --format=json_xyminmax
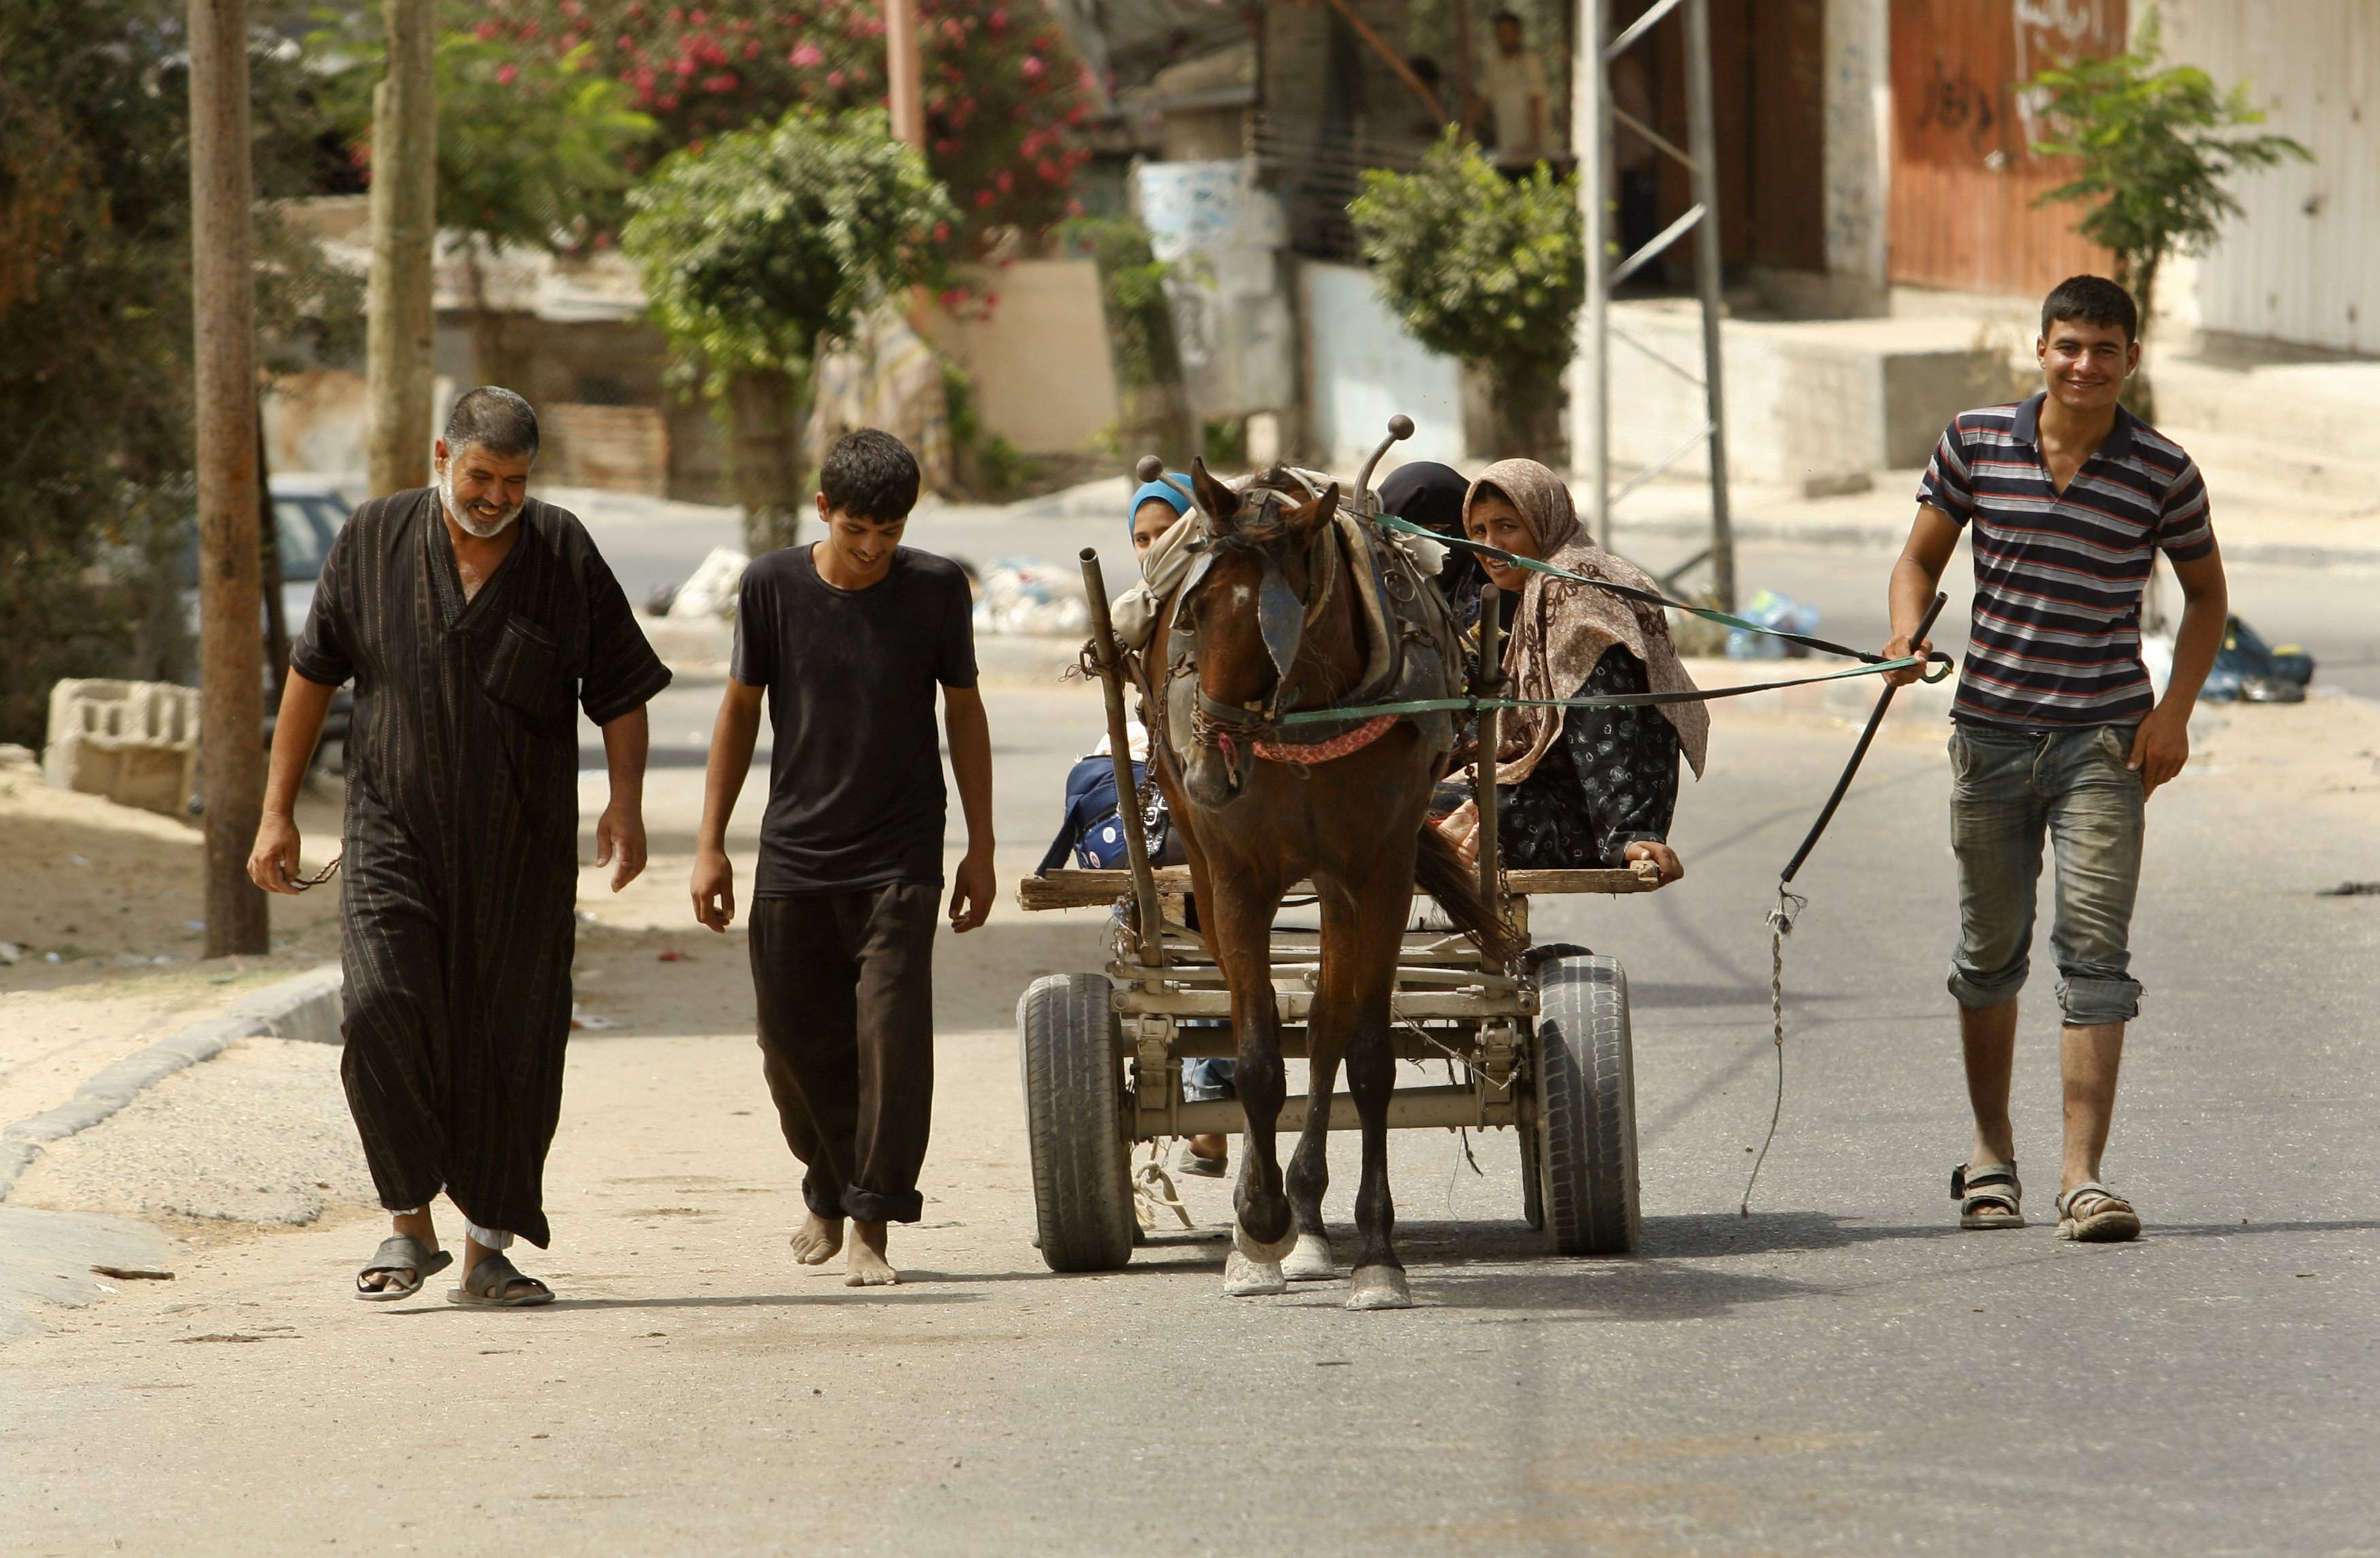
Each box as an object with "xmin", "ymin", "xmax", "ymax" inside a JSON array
[{"xmin": 1129, "ymin": 471, "xmax": 1192, "ymax": 562}]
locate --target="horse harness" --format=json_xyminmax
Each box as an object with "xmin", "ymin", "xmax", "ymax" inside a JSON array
[{"xmin": 1147, "ymin": 472, "xmax": 1465, "ymax": 788}]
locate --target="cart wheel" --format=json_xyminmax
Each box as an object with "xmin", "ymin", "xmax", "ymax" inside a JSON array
[
  {"xmin": 1017, "ymin": 973, "xmax": 1136, "ymax": 1272},
  {"xmin": 1531, "ymin": 953, "xmax": 1640, "ymax": 1255}
]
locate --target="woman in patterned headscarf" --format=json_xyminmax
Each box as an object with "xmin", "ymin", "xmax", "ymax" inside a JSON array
[{"xmin": 1433, "ymin": 459, "xmax": 1707, "ymax": 880}]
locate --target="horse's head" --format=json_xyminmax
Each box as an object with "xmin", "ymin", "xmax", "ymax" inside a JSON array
[{"xmin": 1174, "ymin": 458, "xmax": 1342, "ymax": 808}]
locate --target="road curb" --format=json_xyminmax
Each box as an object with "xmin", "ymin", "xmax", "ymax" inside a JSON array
[{"xmin": 0, "ymin": 964, "xmax": 343, "ymax": 1200}]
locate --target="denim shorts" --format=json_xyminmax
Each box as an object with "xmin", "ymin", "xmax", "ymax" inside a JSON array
[{"xmin": 1947, "ymin": 719, "xmax": 2146, "ymax": 1025}]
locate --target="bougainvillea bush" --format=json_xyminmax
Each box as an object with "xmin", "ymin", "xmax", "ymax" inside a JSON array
[{"xmin": 478, "ymin": 1, "xmax": 1097, "ymax": 250}]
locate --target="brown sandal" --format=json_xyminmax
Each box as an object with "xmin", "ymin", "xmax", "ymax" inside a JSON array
[{"xmin": 1952, "ymin": 1163, "xmax": 2024, "ymax": 1230}]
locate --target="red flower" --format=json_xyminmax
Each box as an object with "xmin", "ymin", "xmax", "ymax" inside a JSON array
[
  {"xmin": 789, "ymin": 41, "xmax": 824, "ymax": 67},
  {"xmin": 972, "ymin": 189, "xmax": 994, "ymax": 208},
  {"xmin": 495, "ymin": 63, "xmax": 520, "ymax": 86}
]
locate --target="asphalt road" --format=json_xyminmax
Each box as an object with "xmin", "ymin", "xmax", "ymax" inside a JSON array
[{"xmin": 5, "ymin": 655, "xmax": 2376, "ymax": 1553}]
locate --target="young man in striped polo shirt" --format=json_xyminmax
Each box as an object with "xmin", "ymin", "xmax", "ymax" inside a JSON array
[{"xmin": 1882, "ymin": 275, "xmax": 2228, "ymax": 1244}]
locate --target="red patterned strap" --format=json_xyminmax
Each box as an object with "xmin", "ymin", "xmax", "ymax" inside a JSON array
[{"xmin": 1251, "ymin": 715, "xmax": 1398, "ymax": 766}]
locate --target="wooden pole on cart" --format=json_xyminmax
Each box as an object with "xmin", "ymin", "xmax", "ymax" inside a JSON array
[
  {"xmin": 1472, "ymin": 580, "xmax": 1504, "ymax": 922},
  {"xmin": 1079, "ymin": 548, "xmax": 1167, "ymax": 967}
]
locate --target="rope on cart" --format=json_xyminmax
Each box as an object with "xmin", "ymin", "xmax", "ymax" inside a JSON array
[{"xmin": 1133, "ymin": 1147, "xmax": 1196, "ymax": 1232}]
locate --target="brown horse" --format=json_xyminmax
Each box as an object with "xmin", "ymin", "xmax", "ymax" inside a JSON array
[{"xmin": 1146, "ymin": 460, "xmax": 1514, "ymax": 1310}]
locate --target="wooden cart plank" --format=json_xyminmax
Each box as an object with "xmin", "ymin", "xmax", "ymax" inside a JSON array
[{"xmin": 1017, "ymin": 864, "xmax": 1657, "ymax": 911}]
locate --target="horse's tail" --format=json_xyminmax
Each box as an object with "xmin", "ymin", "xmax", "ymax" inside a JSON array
[{"xmin": 1413, "ymin": 824, "xmax": 1524, "ymax": 967}]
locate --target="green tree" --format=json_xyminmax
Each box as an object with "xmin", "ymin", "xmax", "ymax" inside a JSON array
[
  {"xmin": 2026, "ymin": 13, "xmax": 2311, "ymax": 415},
  {"xmin": 1350, "ymin": 129, "xmax": 1582, "ymax": 464},
  {"xmin": 623, "ymin": 107, "xmax": 955, "ymax": 553},
  {"xmin": 312, "ymin": 7, "xmax": 654, "ymax": 382},
  {"xmin": 476, "ymin": 0, "xmax": 1095, "ymax": 254},
  {"xmin": 0, "ymin": 0, "xmax": 353, "ymax": 748}
]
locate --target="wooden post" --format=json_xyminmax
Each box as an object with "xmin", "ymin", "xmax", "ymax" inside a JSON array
[
  {"xmin": 189, "ymin": 0, "xmax": 268, "ymax": 957},
  {"xmin": 1472, "ymin": 580, "xmax": 1503, "ymax": 917},
  {"xmin": 1080, "ymin": 549, "xmax": 1165, "ymax": 967},
  {"xmin": 885, "ymin": 0, "xmax": 925, "ymax": 147},
  {"xmin": 365, "ymin": 0, "xmax": 437, "ymax": 498}
]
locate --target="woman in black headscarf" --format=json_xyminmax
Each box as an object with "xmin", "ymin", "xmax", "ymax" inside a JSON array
[{"xmin": 1378, "ymin": 460, "xmax": 1484, "ymax": 628}]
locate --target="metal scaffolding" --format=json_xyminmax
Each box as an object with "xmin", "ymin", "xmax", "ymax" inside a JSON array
[{"xmin": 1572, "ymin": 0, "xmax": 1737, "ymax": 611}]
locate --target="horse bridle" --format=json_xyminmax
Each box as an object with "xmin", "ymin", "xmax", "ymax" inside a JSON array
[{"xmin": 1178, "ymin": 486, "xmax": 1341, "ymax": 787}]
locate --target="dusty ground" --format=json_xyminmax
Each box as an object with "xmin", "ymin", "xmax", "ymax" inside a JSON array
[{"xmin": 0, "ymin": 753, "xmax": 345, "ymax": 1127}]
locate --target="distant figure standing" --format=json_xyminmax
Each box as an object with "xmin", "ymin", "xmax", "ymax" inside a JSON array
[
  {"xmin": 690, "ymin": 430, "xmax": 996, "ymax": 1287},
  {"xmin": 1882, "ymin": 275, "xmax": 2228, "ymax": 1244},
  {"xmin": 249, "ymin": 386, "xmax": 671, "ymax": 1306},
  {"xmin": 1477, "ymin": 10, "xmax": 1550, "ymax": 173}
]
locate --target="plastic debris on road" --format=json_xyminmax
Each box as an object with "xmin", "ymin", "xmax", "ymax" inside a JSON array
[
  {"xmin": 667, "ymin": 545, "xmax": 751, "ymax": 621},
  {"xmin": 973, "ymin": 557, "xmax": 1090, "ymax": 637},
  {"xmin": 1724, "ymin": 589, "xmax": 1820, "ymax": 660}
]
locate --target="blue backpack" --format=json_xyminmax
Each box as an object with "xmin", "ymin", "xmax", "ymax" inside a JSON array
[{"xmin": 1036, "ymin": 756, "xmax": 1168, "ymax": 873}]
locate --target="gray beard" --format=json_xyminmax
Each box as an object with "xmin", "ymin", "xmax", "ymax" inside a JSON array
[{"xmin": 439, "ymin": 473, "xmax": 521, "ymax": 539}]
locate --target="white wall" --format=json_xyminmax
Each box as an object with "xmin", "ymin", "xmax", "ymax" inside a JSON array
[
  {"xmin": 2163, "ymin": 1, "xmax": 2378, "ymax": 354},
  {"xmin": 1296, "ymin": 261, "xmax": 1467, "ymax": 474}
]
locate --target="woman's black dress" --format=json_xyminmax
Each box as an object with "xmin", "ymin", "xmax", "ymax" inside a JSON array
[{"xmin": 1435, "ymin": 643, "xmax": 1681, "ymax": 869}]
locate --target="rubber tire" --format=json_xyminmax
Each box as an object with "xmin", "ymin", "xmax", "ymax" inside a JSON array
[
  {"xmin": 1531, "ymin": 954, "xmax": 1642, "ymax": 1255},
  {"xmin": 1018, "ymin": 973, "xmax": 1136, "ymax": 1272}
]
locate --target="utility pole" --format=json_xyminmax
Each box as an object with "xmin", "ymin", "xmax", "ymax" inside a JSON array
[
  {"xmin": 885, "ymin": 0, "xmax": 924, "ymax": 147},
  {"xmin": 188, "ymin": 0, "xmax": 267, "ymax": 956},
  {"xmin": 365, "ymin": 0, "xmax": 437, "ymax": 498}
]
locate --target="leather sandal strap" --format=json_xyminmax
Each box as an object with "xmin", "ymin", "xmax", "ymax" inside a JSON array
[
  {"xmin": 1952, "ymin": 1163, "xmax": 2020, "ymax": 1208},
  {"xmin": 2057, "ymin": 1181, "xmax": 2130, "ymax": 1219}
]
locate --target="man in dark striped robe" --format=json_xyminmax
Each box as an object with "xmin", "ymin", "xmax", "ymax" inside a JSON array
[{"xmin": 249, "ymin": 387, "xmax": 670, "ymax": 1305}]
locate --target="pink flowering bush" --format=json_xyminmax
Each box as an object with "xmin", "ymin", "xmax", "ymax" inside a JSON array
[{"xmin": 481, "ymin": 1, "xmax": 1095, "ymax": 250}]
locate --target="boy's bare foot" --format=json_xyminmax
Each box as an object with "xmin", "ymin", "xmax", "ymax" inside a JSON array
[
  {"xmin": 845, "ymin": 1220, "xmax": 898, "ymax": 1287},
  {"xmin": 790, "ymin": 1210, "xmax": 843, "ymax": 1265}
]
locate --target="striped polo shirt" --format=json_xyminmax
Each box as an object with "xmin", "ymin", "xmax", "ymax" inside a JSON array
[{"xmin": 1917, "ymin": 392, "xmax": 2215, "ymax": 730}]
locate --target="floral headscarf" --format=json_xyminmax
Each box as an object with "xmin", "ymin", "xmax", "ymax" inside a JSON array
[{"xmin": 1464, "ymin": 459, "xmax": 1707, "ymax": 785}]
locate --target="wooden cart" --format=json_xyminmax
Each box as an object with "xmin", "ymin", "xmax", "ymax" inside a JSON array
[{"xmin": 1013, "ymin": 480, "xmax": 1666, "ymax": 1272}]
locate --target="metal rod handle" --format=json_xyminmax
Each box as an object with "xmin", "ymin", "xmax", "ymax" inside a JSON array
[
  {"xmin": 1132, "ymin": 455, "xmax": 1195, "ymax": 507},
  {"xmin": 1079, "ymin": 548, "xmax": 1167, "ymax": 966},
  {"xmin": 1352, "ymin": 414, "xmax": 1414, "ymax": 512}
]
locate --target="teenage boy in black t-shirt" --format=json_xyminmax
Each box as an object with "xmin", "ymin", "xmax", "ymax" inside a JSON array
[{"xmin": 691, "ymin": 429, "xmax": 996, "ymax": 1287}]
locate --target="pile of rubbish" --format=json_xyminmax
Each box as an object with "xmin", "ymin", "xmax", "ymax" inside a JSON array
[
  {"xmin": 660, "ymin": 546, "xmax": 751, "ymax": 621},
  {"xmin": 970, "ymin": 557, "xmax": 1090, "ymax": 637},
  {"xmin": 2144, "ymin": 614, "xmax": 2315, "ymax": 704}
]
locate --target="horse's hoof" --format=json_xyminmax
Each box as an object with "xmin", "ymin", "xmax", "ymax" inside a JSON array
[
  {"xmin": 1282, "ymin": 1233, "xmax": 1337, "ymax": 1282},
  {"xmin": 1234, "ymin": 1217, "xmax": 1299, "ymax": 1264},
  {"xmin": 1344, "ymin": 1266, "xmax": 1413, "ymax": 1311},
  {"xmin": 1223, "ymin": 1251, "xmax": 1287, "ymax": 1297}
]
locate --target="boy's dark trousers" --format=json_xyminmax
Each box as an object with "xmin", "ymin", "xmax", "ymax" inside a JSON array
[{"xmin": 746, "ymin": 883, "xmax": 939, "ymax": 1223}]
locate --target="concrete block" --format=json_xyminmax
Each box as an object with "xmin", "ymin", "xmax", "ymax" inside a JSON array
[{"xmin": 42, "ymin": 679, "xmax": 199, "ymax": 817}]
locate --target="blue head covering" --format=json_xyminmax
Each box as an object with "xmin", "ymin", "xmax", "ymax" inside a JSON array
[{"xmin": 1128, "ymin": 473, "xmax": 1193, "ymax": 537}]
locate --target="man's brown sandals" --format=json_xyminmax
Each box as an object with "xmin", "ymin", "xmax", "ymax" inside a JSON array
[
  {"xmin": 1952, "ymin": 1162, "xmax": 2025, "ymax": 1230},
  {"xmin": 2054, "ymin": 1182, "xmax": 2142, "ymax": 1243}
]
